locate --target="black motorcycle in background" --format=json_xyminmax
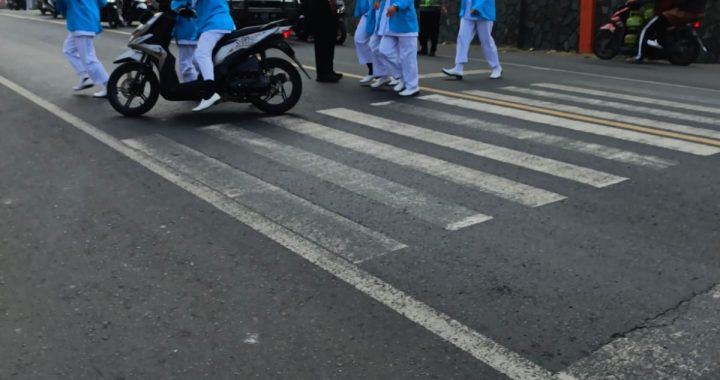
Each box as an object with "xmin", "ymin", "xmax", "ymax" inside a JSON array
[
  {"xmin": 294, "ymin": 0, "xmax": 347, "ymax": 45},
  {"xmin": 7, "ymin": 0, "xmax": 26, "ymax": 10},
  {"xmin": 39, "ymin": 0, "xmax": 58, "ymax": 17},
  {"xmin": 100, "ymin": 0, "xmax": 123, "ymax": 28}
]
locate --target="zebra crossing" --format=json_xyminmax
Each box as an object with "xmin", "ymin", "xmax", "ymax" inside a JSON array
[{"xmin": 120, "ymin": 82, "xmax": 720, "ymax": 270}]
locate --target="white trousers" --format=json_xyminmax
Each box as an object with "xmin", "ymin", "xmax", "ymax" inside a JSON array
[
  {"xmin": 63, "ymin": 34, "xmax": 109, "ymax": 86},
  {"xmin": 354, "ymin": 16, "xmax": 373, "ymax": 65},
  {"xmin": 369, "ymin": 35, "xmax": 388, "ymax": 77},
  {"xmin": 379, "ymin": 35, "xmax": 419, "ymax": 89},
  {"xmin": 177, "ymin": 44, "xmax": 198, "ymax": 83},
  {"xmin": 194, "ymin": 31, "xmax": 229, "ymax": 81},
  {"xmin": 455, "ymin": 18, "xmax": 501, "ymax": 70}
]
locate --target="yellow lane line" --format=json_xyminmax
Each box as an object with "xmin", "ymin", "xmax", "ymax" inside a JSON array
[{"xmin": 5, "ymin": 11, "xmax": 720, "ymax": 147}]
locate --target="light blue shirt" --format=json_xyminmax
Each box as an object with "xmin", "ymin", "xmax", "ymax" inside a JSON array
[
  {"xmin": 56, "ymin": 0, "xmax": 107, "ymax": 34},
  {"xmin": 459, "ymin": 0, "xmax": 495, "ymax": 21}
]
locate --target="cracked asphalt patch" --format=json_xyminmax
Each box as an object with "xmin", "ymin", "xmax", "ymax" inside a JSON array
[{"xmin": 561, "ymin": 284, "xmax": 720, "ymax": 379}]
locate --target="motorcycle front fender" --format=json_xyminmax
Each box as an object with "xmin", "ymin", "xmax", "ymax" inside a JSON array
[
  {"xmin": 114, "ymin": 49, "xmax": 144, "ymax": 64},
  {"xmin": 270, "ymin": 39, "xmax": 312, "ymax": 79},
  {"xmin": 600, "ymin": 23, "xmax": 616, "ymax": 32}
]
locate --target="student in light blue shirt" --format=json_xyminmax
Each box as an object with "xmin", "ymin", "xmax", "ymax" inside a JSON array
[
  {"xmin": 441, "ymin": 0, "xmax": 502, "ymax": 80},
  {"xmin": 376, "ymin": 0, "xmax": 420, "ymax": 96},
  {"xmin": 172, "ymin": 0, "xmax": 199, "ymax": 83},
  {"xmin": 353, "ymin": 0, "xmax": 376, "ymax": 85},
  {"xmin": 57, "ymin": 0, "xmax": 110, "ymax": 97}
]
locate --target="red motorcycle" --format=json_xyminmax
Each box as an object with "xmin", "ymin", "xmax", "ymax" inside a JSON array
[{"xmin": 593, "ymin": 0, "xmax": 706, "ymax": 65}]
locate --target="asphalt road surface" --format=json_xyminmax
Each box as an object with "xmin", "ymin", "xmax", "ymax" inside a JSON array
[{"xmin": 1, "ymin": 10, "xmax": 720, "ymax": 380}]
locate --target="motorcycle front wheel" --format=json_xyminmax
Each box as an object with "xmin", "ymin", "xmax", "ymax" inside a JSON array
[
  {"xmin": 593, "ymin": 29, "xmax": 621, "ymax": 60},
  {"xmin": 107, "ymin": 62, "xmax": 160, "ymax": 117},
  {"xmin": 251, "ymin": 57, "xmax": 303, "ymax": 115}
]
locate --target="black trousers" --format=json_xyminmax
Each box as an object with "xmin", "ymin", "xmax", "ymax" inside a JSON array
[
  {"xmin": 313, "ymin": 22, "xmax": 337, "ymax": 77},
  {"xmin": 419, "ymin": 9, "xmax": 441, "ymax": 52}
]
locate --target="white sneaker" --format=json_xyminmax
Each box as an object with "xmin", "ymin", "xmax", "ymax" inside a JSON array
[
  {"xmin": 393, "ymin": 80, "xmax": 405, "ymax": 92},
  {"xmin": 489, "ymin": 68, "xmax": 503, "ymax": 79},
  {"xmin": 647, "ymin": 39, "xmax": 663, "ymax": 49},
  {"xmin": 398, "ymin": 87, "xmax": 419, "ymax": 97},
  {"xmin": 93, "ymin": 87, "xmax": 107, "ymax": 98},
  {"xmin": 388, "ymin": 77, "xmax": 400, "ymax": 87},
  {"xmin": 442, "ymin": 68, "xmax": 463, "ymax": 79},
  {"xmin": 192, "ymin": 92, "xmax": 222, "ymax": 112},
  {"xmin": 359, "ymin": 75, "xmax": 374, "ymax": 86},
  {"xmin": 73, "ymin": 76, "xmax": 94, "ymax": 91},
  {"xmin": 370, "ymin": 76, "xmax": 392, "ymax": 88}
]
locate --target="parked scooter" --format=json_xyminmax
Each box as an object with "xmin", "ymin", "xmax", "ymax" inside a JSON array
[
  {"xmin": 7, "ymin": 0, "xmax": 26, "ymax": 10},
  {"xmin": 106, "ymin": 12, "xmax": 309, "ymax": 116},
  {"xmin": 123, "ymin": 0, "xmax": 153, "ymax": 26},
  {"xmin": 101, "ymin": 0, "xmax": 123, "ymax": 28},
  {"xmin": 593, "ymin": 0, "xmax": 707, "ymax": 65},
  {"xmin": 39, "ymin": 0, "xmax": 58, "ymax": 18},
  {"xmin": 294, "ymin": 0, "xmax": 347, "ymax": 45}
]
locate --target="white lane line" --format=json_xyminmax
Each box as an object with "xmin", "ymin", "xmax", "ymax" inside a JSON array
[
  {"xmin": 0, "ymin": 12, "xmax": 132, "ymax": 36},
  {"xmin": 319, "ymin": 108, "xmax": 627, "ymax": 188},
  {"xmin": 494, "ymin": 87, "xmax": 720, "ymax": 128},
  {"xmin": 420, "ymin": 94, "xmax": 720, "ymax": 156},
  {"xmin": 563, "ymin": 80, "xmax": 720, "ymax": 108},
  {"xmin": 124, "ymin": 134, "xmax": 406, "ymax": 264},
  {"xmin": 373, "ymin": 101, "xmax": 677, "ymax": 170},
  {"xmin": 202, "ymin": 124, "xmax": 492, "ymax": 230},
  {"xmin": 533, "ymin": 83, "xmax": 720, "ymax": 117},
  {"xmin": 559, "ymin": 284, "xmax": 720, "ymax": 380},
  {"xmin": 263, "ymin": 115, "xmax": 566, "ymax": 207},
  {"xmin": 0, "ymin": 73, "xmax": 556, "ymax": 380},
  {"xmin": 419, "ymin": 69, "xmax": 489, "ymax": 79}
]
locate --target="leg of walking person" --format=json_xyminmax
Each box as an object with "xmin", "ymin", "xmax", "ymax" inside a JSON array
[
  {"xmin": 428, "ymin": 9, "xmax": 440, "ymax": 55},
  {"xmin": 63, "ymin": 34, "xmax": 93, "ymax": 91},
  {"xmin": 475, "ymin": 19, "xmax": 502, "ymax": 78},
  {"xmin": 74, "ymin": 34, "xmax": 110, "ymax": 97},
  {"xmin": 418, "ymin": 12, "xmax": 429, "ymax": 54},
  {"xmin": 355, "ymin": 15, "xmax": 375, "ymax": 84},
  {"xmin": 442, "ymin": 17, "xmax": 475, "ymax": 78},
  {"xmin": 379, "ymin": 35, "xmax": 402, "ymax": 87},
  {"xmin": 397, "ymin": 36, "xmax": 419, "ymax": 96}
]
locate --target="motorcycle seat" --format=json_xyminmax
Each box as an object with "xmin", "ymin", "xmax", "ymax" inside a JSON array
[{"xmin": 215, "ymin": 20, "xmax": 287, "ymax": 47}]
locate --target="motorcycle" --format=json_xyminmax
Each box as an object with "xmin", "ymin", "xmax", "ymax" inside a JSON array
[
  {"xmin": 294, "ymin": 0, "xmax": 347, "ymax": 45},
  {"xmin": 39, "ymin": 0, "xmax": 58, "ymax": 18},
  {"xmin": 101, "ymin": 0, "xmax": 123, "ymax": 28},
  {"xmin": 7, "ymin": 0, "xmax": 26, "ymax": 10},
  {"xmin": 123, "ymin": 0, "xmax": 153, "ymax": 26},
  {"xmin": 593, "ymin": 0, "xmax": 707, "ymax": 66},
  {"xmin": 106, "ymin": 12, "xmax": 308, "ymax": 116}
]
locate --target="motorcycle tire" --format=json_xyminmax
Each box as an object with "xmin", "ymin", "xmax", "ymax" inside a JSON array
[
  {"xmin": 107, "ymin": 62, "xmax": 160, "ymax": 117},
  {"xmin": 668, "ymin": 38, "xmax": 699, "ymax": 66},
  {"xmin": 335, "ymin": 22, "xmax": 347, "ymax": 45},
  {"xmin": 252, "ymin": 57, "xmax": 303, "ymax": 115},
  {"xmin": 593, "ymin": 29, "xmax": 621, "ymax": 60}
]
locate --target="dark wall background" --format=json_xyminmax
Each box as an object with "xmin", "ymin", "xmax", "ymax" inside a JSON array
[{"xmin": 344, "ymin": 0, "xmax": 720, "ymax": 61}]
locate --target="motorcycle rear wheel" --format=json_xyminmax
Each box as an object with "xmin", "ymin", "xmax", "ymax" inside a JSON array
[
  {"xmin": 668, "ymin": 38, "xmax": 699, "ymax": 66},
  {"xmin": 251, "ymin": 57, "xmax": 303, "ymax": 115},
  {"xmin": 107, "ymin": 62, "xmax": 160, "ymax": 117},
  {"xmin": 593, "ymin": 29, "xmax": 621, "ymax": 60}
]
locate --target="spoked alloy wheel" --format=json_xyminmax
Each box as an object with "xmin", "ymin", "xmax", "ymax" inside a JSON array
[
  {"xmin": 107, "ymin": 62, "xmax": 160, "ymax": 117},
  {"xmin": 251, "ymin": 57, "xmax": 302, "ymax": 115}
]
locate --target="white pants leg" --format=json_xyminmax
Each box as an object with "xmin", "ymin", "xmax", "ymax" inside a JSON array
[
  {"xmin": 354, "ymin": 16, "xmax": 373, "ymax": 65},
  {"xmin": 635, "ymin": 15, "xmax": 659, "ymax": 60},
  {"xmin": 369, "ymin": 35, "xmax": 388, "ymax": 77},
  {"xmin": 64, "ymin": 34, "xmax": 110, "ymax": 85},
  {"xmin": 177, "ymin": 44, "xmax": 198, "ymax": 83},
  {"xmin": 454, "ymin": 18, "xmax": 477, "ymax": 67},
  {"xmin": 398, "ymin": 36, "xmax": 418, "ymax": 89},
  {"xmin": 475, "ymin": 20, "xmax": 501, "ymax": 70},
  {"xmin": 194, "ymin": 31, "xmax": 228, "ymax": 81},
  {"xmin": 62, "ymin": 34, "xmax": 87, "ymax": 77},
  {"xmin": 379, "ymin": 35, "xmax": 401, "ymax": 80}
]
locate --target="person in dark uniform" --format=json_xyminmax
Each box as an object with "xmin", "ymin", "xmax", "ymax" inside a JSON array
[
  {"xmin": 417, "ymin": 0, "xmax": 446, "ymax": 56},
  {"xmin": 305, "ymin": 0, "xmax": 343, "ymax": 82},
  {"xmin": 635, "ymin": 0, "xmax": 707, "ymax": 61}
]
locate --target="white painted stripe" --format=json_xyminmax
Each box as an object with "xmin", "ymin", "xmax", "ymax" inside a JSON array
[
  {"xmin": 202, "ymin": 124, "xmax": 492, "ymax": 230},
  {"xmin": 373, "ymin": 101, "xmax": 677, "ymax": 170},
  {"xmin": 263, "ymin": 115, "xmax": 566, "ymax": 207},
  {"xmin": 534, "ymin": 83, "xmax": 720, "ymax": 116},
  {"xmin": 419, "ymin": 69, "xmax": 490, "ymax": 79},
  {"xmin": 560, "ymin": 284, "xmax": 720, "ymax": 380},
  {"xmin": 124, "ymin": 134, "xmax": 406, "ymax": 263},
  {"xmin": 0, "ymin": 74, "xmax": 555, "ymax": 380},
  {"xmin": 564, "ymin": 80, "xmax": 720, "ymax": 108},
  {"xmin": 495, "ymin": 87, "xmax": 720, "ymax": 128},
  {"xmin": 319, "ymin": 108, "xmax": 627, "ymax": 188},
  {"xmin": 420, "ymin": 94, "xmax": 720, "ymax": 156}
]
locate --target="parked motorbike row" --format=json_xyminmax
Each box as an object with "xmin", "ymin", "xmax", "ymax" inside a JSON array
[
  {"xmin": 593, "ymin": 0, "xmax": 707, "ymax": 65},
  {"xmin": 16, "ymin": 0, "xmax": 155, "ymax": 28}
]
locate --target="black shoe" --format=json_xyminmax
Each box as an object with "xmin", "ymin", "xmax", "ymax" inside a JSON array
[
  {"xmin": 429, "ymin": 50, "xmax": 436, "ymax": 57},
  {"xmin": 317, "ymin": 74, "xmax": 341, "ymax": 83},
  {"xmin": 418, "ymin": 49, "xmax": 428, "ymax": 55},
  {"xmin": 331, "ymin": 72, "xmax": 344, "ymax": 80}
]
